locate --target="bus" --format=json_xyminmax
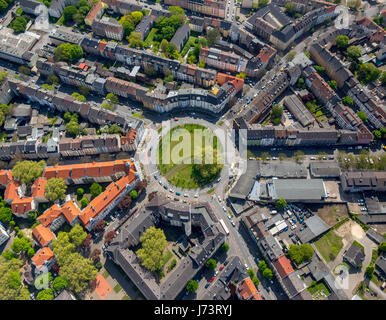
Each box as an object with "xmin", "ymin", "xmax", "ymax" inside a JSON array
[{"xmin": 219, "ymin": 219, "xmax": 230, "ymax": 236}]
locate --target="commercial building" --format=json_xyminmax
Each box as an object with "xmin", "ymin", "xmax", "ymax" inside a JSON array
[{"xmin": 340, "ymin": 171, "xmax": 386, "ymax": 192}]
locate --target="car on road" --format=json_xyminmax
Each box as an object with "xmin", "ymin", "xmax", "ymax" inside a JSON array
[
  {"xmin": 205, "ymin": 282, "xmax": 210, "ymax": 288},
  {"xmin": 184, "ymin": 193, "xmax": 188, "ymax": 197},
  {"xmin": 167, "ymin": 195, "xmax": 172, "ymax": 199},
  {"xmin": 154, "ymin": 175, "xmax": 158, "ymax": 180},
  {"xmin": 158, "ymin": 180, "xmax": 163, "ymax": 186},
  {"xmin": 163, "ymin": 185, "xmax": 168, "ymax": 190},
  {"xmin": 227, "ymin": 214, "xmax": 232, "ymax": 220},
  {"xmin": 176, "ymin": 192, "xmax": 181, "ymax": 196},
  {"xmin": 361, "ymin": 208, "xmax": 367, "ymax": 212},
  {"xmin": 219, "ymin": 265, "xmax": 224, "ymax": 271},
  {"xmin": 214, "ymin": 271, "xmax": 219, "ymax": 276},
  {"xmin": 194, "ymin": 194, "xmax": 198, "ymax": 198},
  {"xmin": 216, "ymin": 177, "xmax": 221, "ymax": 183},
  {"xmin": 231, "ymin": 220, "xmax": 236, "ymax": 227},
  {"xmin": 174, "ymin": 197, "xmax": 180, "ymax": 201},
  {"xmin": 223, "ymin": 206, "xmax": 227, "ymax": 212},
  {"xmin": 209, "ymin": 276, "xmax": 215, "ymax": 283},
  {"xmin": 291, "ymin": 224, "xmax": 297, "ymax": 230},
  {"xmin": 218, "ymin": 196, "xmax": 222, "ymax": 202},
  {"xmin": 244, "ymin": 264, "xmax": 248, "ymax": 269},
  {"xmin": 169, "ymin": 188, "xmax": 173, "ymax": 192},
  {"xmin": 310, "ymin": 157, "xmax": 316, "ymax": 160}
]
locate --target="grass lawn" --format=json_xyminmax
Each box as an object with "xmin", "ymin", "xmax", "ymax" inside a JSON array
[
  {"xmin": 161, "ymin": 250, "xmax": 173, "ymax": 268},
  {"xmin": 314, "ymin": 230, "xmax": 343, "ymax": 262},
  {"xmin": 132, "ymin": 113, "xmax": 145, "ymax": 119},
  {"xmin": 207, "ymin": 188, "xmax": 214, "ymax": 194},
  {"xmin": 144, "ymin": 28, "xmax": 158, "ymax": 48},
  {"xmin": 180, "ymin": 36, "xmax": 198, "ymax": 57},
  {"xmin": 158, "ymin": 124, "xmax": 223, "ymax": 189},
  {"xmin": 307, "ymin": 281, "xmax": 330, "ymax": 300},
  {"xmin": 122, "ymin": 295, "xmax": 131, "ymax": 300},
  {"xmin": 352, "ymin": 240, "xmax": 365, "ymax": 252},
  {"xmin": 102, "ymin": 270, "xmax": 110, "ymax": 279},
  {"xmin": 57, "ymin": 15, "xmax": 64, "ymax": 26},
  {"xmin": 113, "ymin": 284, "xmax": 122, "ymax": 293}
]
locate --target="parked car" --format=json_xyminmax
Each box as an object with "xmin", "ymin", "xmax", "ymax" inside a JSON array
[
  {"xmin": 291, "ymin": 225, "xmax": 297, "ymax": 230},
  {"xmin": 231, "ymin": 220, "xmax": 236, "ymax": 227},
  {"xmin": 205, "ymin": 282, "xmax": 210, "ymax": 288},
  {"xmin": 219, "ymin": 265, "xmax": 224, "ymax": 271}
]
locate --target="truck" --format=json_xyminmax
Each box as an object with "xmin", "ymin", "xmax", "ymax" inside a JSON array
[{"xmin": 219, "ymin": 219, "xmax": 230, "ymax": 236}]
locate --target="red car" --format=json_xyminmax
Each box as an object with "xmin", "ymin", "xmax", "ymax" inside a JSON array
[
  {"xmin": 219, "ymin": 265, "xmax": 224, "ymax": 271},
  {"xmin": 209, "ymin": 276, "xmax": 215, "ymax": 283}
]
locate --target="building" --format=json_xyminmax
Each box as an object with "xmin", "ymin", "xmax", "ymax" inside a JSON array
[
  {"xmin": 236, "ymin": 277, "xmax": 262, "ymax": 300},
  {"xmin": 296, "ymin": 215, "xmax": 330, "ymax": 243},
  {"xmin": 20, "ymin": 0, "xmax": 46, "ymax": 16},
  {"xmin": 267, "ymin": 179, "xmax": 328, "ymax": 202},
  {"xmin": 309, "ymin": 162, "xmax": 341, "ymax": 179},
  {"xmin": 283, "ymin": 95, "xmax": 314, "ymax": 127},
  {"xmin": 340, "ymin": 171, "xmax": 386, "ymax": 192},
  {"xmin": 85, "ymin": 1, "xmax": 105, "ymax": 26},
  {"xmin": 200, "ymin": 47, "xmax": 243, "ymax": 74},
  {"xmin": 134, "ymin": 15, "xmax": 153, "ymax": 40},
  {"xmin": 170, "ymin": 24, "xmax": 190, "ymax": 52},
  {"xmin": 273, "ymin": 255, "xmax": 294, "ymax": 279},
  {"xmin": 106, "ymin": 195, "xmax": 226, "ymax": 300},
  {"xmin": 31, "ymin": 247, "xmax": 56, "ymax": 275},
  {"xmin": 164, "ymin": 0, "xmax": 226, "ymax": 19},
  {"xmin": 48, "ymin": 0, "xmax": 78, "ymax": 18},
  {"xmin": 92, "ymin": 17, "xmax": 124, "ymax": 41},
  {"xmin": 375, "ymin": 255, "xmax": 386, "ymax": 280},
  {"xmin": 343, "ymin": 243, "xmax": 365, "ymax": 268}
]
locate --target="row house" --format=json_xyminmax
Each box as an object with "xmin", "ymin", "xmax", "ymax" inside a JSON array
[
  {"xmin": 85, "ymin": 1, "xmax": 106, "ymax": 26},
  {"xmin": 199, "ymin": 47, "xmax": 243, "ymax": 74},
  {"xmin": 92, "ymin": 17, "xmax": 124, "ymax": 41},
  {"xmin": 164, "ymin": 0, "xmax": 226, "ymax": 19}
]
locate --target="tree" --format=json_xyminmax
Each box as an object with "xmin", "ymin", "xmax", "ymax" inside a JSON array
[
  {"xmin": 335, "ymin": 35, "xmax": 349, "ymax": 49},
  {"xmin": 36, "ymin": 288, "xmax": 54, "ymax": 300},
  {"xmin": 54, "ymin": 43, "xmax": 83, "ymax": 62},
  {"xmin": 127, "ymin": 32, "xmax": 144, "ymax": 48},
  {"xmin": 296, "ymin": 77, "xmax": 306, "ymax": 89},
  {"xmin": 342, "ymin": 96, "xmax": 353, "ymax": 106},
  {"xmin": 275, "ymin": 199, "xmax": 287, "ymax": 211},
  {"xmin": 93, "ymin": 219, "xmax": 106, "ymax": 232},
  {"xmin": 258, "ymin": 0, "xmax": 269, "ymax": 7},
  {"xmin": 186, "ymin": 280, "xmax": 198, "ymax": 293},
  {"xmin": 272, "ymin": 104, "xmax": 283, "ymax": 119},
  {"xmin": 328, "ymin": 80, "xmax": 337, "ymax": 91},
  {"xmin": 358, "ymin": 63, "xmax": 381, "ymax": 84},
  {"xmin": 104, "ymin": 230, "xmax": 116, "ymax": 244},
  {"xmin": 261, "ymin": 152, "xmax": 270, "ymax": 161},
  {"xmin": 0, "ymin": 70, "xmax": 8, "ymax": 84},
  {"xmin": 347, "ymin": 0, "xmax": 361, "ymax": 10},
  {"xmin": 205, "ymin": 258, "xmax": 217, "ymax": 270},
  {"xmin": 247, "ymin": 269, "xmax": 255, "ymax": 278},
  {"xmin": 59, "ymin": 252, "xmax": 97, "ymax": 294},
  {"xmin": 288, "ymin": 244, "xmax": 314, "ymax": 264},
  {"xmin": 76, "ymin": 187, "xmax": 85, "ymax": 199},
  {"xmin": 118, "ymin": 195, "xmax": 132, "ymax": 210},
  {"xmin": 46, "ymin": 75, "xmax": 59, "ymax": 85},
  {"xmin": 314, "ymin": 65, "xmax": 325, "ymax": 75},
  {"xmin": 206, "ymin": 28, "xmax": 220, "ymax": 47},
  {"xmin": 136, "ymin": 226, "xmax": 167, "ymax": 272},
  {"xmin": 90, "ymin": 183, "xmax": 102, "ymax": 198},
  {"xmin": 108, "ymin": 124, "xmax": 121, "ymax": 134},
  {"xmin": 2, "ymin": 249, "xmax": 17, "ymax": 260},
  {"xmin": 18, "ymin": 66, "xmax": 30, "ymax": 75},
  {"xmin": 262, "ymin": 268, "xmax": 273, "ymax": 279},
  {"xmin": 80, "ymin": 197, "xmax": 89, "ymax": 208},
  {"xmin": 221, "ymin": 243, "xmax": 230, "ymax": 253},
  {"xmin": 365, "ymin": 265, "xmax": 374, "ymax": 278},
  {"xmin": 106, "ymin": 93, "xmax": 119, "ymax": 104},
  {"xmin": 347, "ymin": 46, "xmax": 362, "ymax": 61},
  {"xmin": 12, "ymin": 160, "xmax": 46, "ymax": 185},
  {"xmin": 81, "ymin": 233, "xmax": 92, "ymax": 249},
  {"xmin": 52, "ymin": 277, "xmax": 68, "ymax": 292},
  {"xmin": 69, "ymin": 224, "xmax": 87, "ymax": 247},
  {"xmin": 379, "ymin": 242, "xmax": 386, "ymax": 252},
  {"xmin": 71, "ymin": 92, "xmax": 86, "ymax": 102},
  {"xmin": 294, "ymin": 150, "xmax": 305, "ymax": 162},
  {"xmin": 356, "ymin": 111, "xmax": 367, "ymax": 122},
  {"xmin": 90, "ymin": 248, "xmax": 101, "ymax": 262},
  {"xmin": 0, "ymin": 0, "xmax": 9, "ymax": 14},
  {"xmin": 0, "ymin": 207, "xmax": 12, "ymax": 224},
  {"xmin": 63, "ymin": 5, "xmax": 78, "ymax": 23},
  {"xmin": 252, "ymin": 276, "xmax": 260, "ymax": 287},
  {"xmin": 0, "ymin": 257, "xmax": 30, "ymax": 300},
  {"xmin": 129, "ymin": 189, "xmax": 138, "ymax": 199},
  {"xmin": 45, "ymin": 178, "xmax": 67, "ymax": 202},
  {"xmin": 101, "ymin": 102, "xmax": 114, "ymax": 111},
  {"xmin": 136, "ymin": 180, "xmax": 148, "ymax": 192},
  {"xmin": 10, "ymin": 16, "xmax": 27, "ymax": 33},
  {"xmin": 78, "ymin": 86, "xmax": 90, "ymax": 96},
  {"xmin": 285, "ymin": 2, "xmax": 297, "ymax": 17},
  {"xmin": 236, "ymin": 73, "xmax": 246, "ymax": 79}
]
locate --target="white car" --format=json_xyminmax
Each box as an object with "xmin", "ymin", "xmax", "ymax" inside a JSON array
[
  {"xmin": 194, "ymin": 194, "xmax": 199, "ymax": 198},
  {"xmin": 231, "ymin": 220, "xmax": 236, "ymax": 227},
  {"xmin": 218, "ymin": 196, "xmax": 222, "ymax": 202},
  {"xmin": 214, "ymin": 270, "xmax": 219, "ymax": 276},
  {"xmin": 169, "ymin": 188, "xmax": 173, "ymax": 192},
  {"xmin": 184, "ymin": 193, "xmax": 188, "ymax": 197},
  {"xmin": 291, "ymin": 224, "xmax": 297, "ymax": 230},
  {"xmin": 227, "ymin": 214, "xmax": 232, "ymax": 220}
]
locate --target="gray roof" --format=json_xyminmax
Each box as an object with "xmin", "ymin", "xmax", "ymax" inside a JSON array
[
  {"xmin": 310, "ymin": 162, "xmax": 341, "ymax": 178},
  {"xmin": 281, "ymin": 271, "xmax": 306, "ymax": 299},
  {"xmin": 343, "ymin": 243, "xmax": 365, "ymax": 268},
  {"xmin": 297, "ymin": 215, "xmax": 330, "ymax": 243},
  {"xmin": 366, "ymin": 229, "xmax": 385, "ymax": 245},
  {"xmin": 258, "ymin": 161, "xmax": 307, "ymax": 179},
  {"xmin": 229, "ymin": 161, "xmax": 259, "ymax": 199},
  {"xmin": 54, "ymin": 290, "xmax": 75, "ymax": 300},
  {"xmin": 269, "ymin": 179, "xmax": 327, "ymax": 201},
  {"xmin": 283, "ymin": 95, "xmax": 314, "ymax": 127}
]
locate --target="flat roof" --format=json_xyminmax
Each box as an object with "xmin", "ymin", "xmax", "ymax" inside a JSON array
[{"xmin": 269, "ymin": 179, "xmax": 327, "ymax": 201}]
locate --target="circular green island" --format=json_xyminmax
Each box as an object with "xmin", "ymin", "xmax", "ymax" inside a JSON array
[{"xmin": 158, "ymin": 124, "xmax": 223, "ymax": 189}]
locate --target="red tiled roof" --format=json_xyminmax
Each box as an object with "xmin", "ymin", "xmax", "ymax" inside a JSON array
[
  {"xmin": 61, "ymin": 200, "xmax": 80, "ymax": 223},
  {"xmin": 31, "ymin": 177, "xmax": 47, "ymax": 198},
  {"xmin": 273, "ymin": 255, "xmax": 294, "ymax": 279},
  {"xmin": 11, "ymin": 197, "xmax": 33, "ymax": 216},
  {"xmin": 32, "ymin": 247, "xmax": 55, "ymax": 268},
  {"xmin": 0, "ymin": 170, "xmax": 12, "ymax": 186},
  {"xmin": 32, "ymin": 225, "xmax": 55, "ymax": 247},
  {"xmin": 38, "ymin": 203, "xmax": 61, "ymax": 227},
  {"xmin": 4, "ymin": 180, "xmax": 20, "ymax": 202},
  {"xmin": 238, "ymin": 277, "xmax": 262, "ymax": 300}
]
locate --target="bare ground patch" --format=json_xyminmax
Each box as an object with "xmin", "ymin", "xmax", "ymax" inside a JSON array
[{"xmin": 308, "ymin": 204, "xmax": 349, "ymax": 227}]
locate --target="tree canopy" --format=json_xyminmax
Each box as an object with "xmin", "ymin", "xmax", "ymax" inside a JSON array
[
  {"xmin": 335, "ymin": 35, "xmax": 349, "ymax": 49},
  {"xmin": 54, "ymin": 43, "xmax": 83, "ymax": 62},
  {"xmin": 357, "ymin": 63, "xmax": 381, "ymax": 85},
  {"xmin": 10, "ymin": 16, "xmax": 27, "ymax": 33},
  {"xmin": 262, "ymin": 268, "xmax": 273, "ymax": 279},
  {"xmin": 68, "ymin": 224, "xmax": 87, "ymax": 247},
  {"xmin": 275, "ymin": 199, "xmax": 287, "ymax": 211},
  {"xmin": 0, "ymin": 257, "xmax": 30, "ymax": 300},
  {"xmin": 106, "ymin": 93, "xmax": 119, "ymax": 104},
  {"xmin": 90, "ymin": 183, "xmax": 103, "ymax": 198},
  {"xmin": 356, "ymin": 111, "xmax": 367, "ymax": 122},
  {"xmin": 36, "ymin": 288, "xmax": 54, "ymax": 300},
  {"xmin": 205, "ymin": 258, "xmax": 217, "ymax": 270},
  {"xmin": 0, "ymin": 207, "xmax": 12, "ymax": 224},
  {"xmin": 206, "ymin": 28, "xmax": 220, "ymax": 47},
  {"xmin": 346, "ymin": 46, "xmax": 362, "ymax": 61},
  {"xmin": 288, "ymin": 244, "xmax": 314, "ymax": 264},
  {"xmin": 52, "ymin": 276, "xmax": 68, "ymax": 292},
  {"xmin": 186, "ymin": 279, "xmax": 198, "ymax": 293},
  {"xmin": 136, "ymin": 226, "xmax": 167, "ymax": 272},
  {"xmin": 12, "ymin": 160, "xmax": 46, "ymax": 185},
  {"xmin": 45, "ymin": 178, "xmax": 67, "ymax": 202}
]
